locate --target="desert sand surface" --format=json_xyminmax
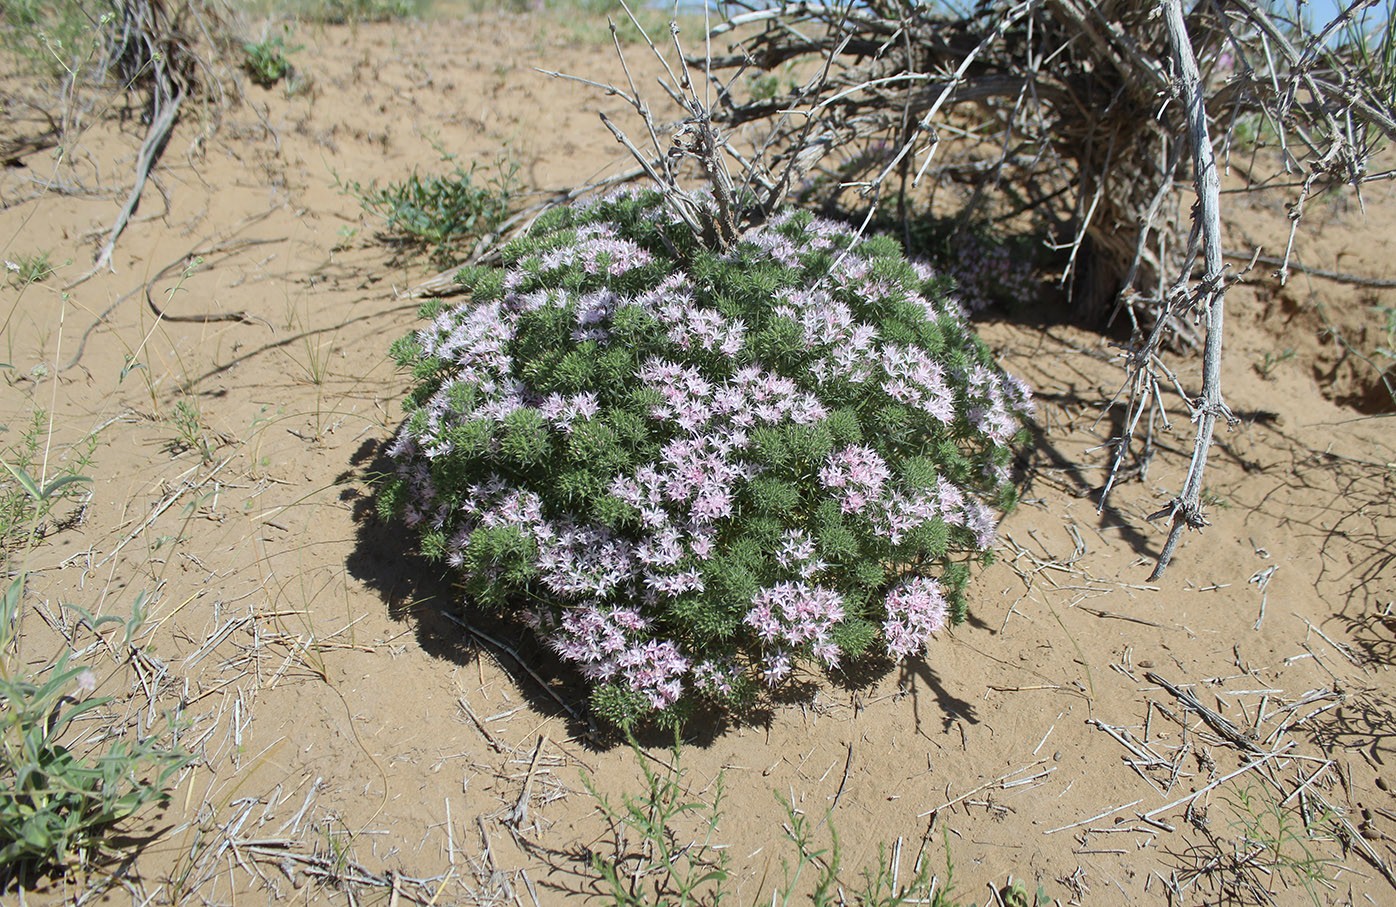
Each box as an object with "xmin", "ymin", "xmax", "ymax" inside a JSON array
[{"xmin": 2, "ymin": 7, "xmax": 1394, "ymax": 905}]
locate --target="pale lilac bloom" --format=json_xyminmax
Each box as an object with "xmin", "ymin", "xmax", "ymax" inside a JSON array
[
  {"xmin": 772, "ymin": 539, "xmax": 827, "ymax": 578},
  {"xmin": 539, "ymin": 224, "xmax": 653, "ymax": 278},
  {"xmin": 692, "ymin": 659, "xmax": 739, "ymax": 696},
  {"xmin": 820, "ymin": 446, "xmax": 891, "ymax": 515},
  {"xmin": 879, "ymin": 345, "xmax": 955, "ymax": 423},
  {"xmin": 761, "ymin": 652, "xmax": 792, "ymax": 686},
  {"xmin": 811, "ymin": 640, "xmax": 841, "ymax": 669},
  {"xmin": 74, "ymin": 669, "xmax": 97, "ymax": 696},
  {"xmin": 644, "ymin": 568, "xmax": 704, "ymax": 598},
  {"xmin": 742, "ymin": 226, "xmax": 803, "ymax": 268},
  {"xmin": 573, "ymin": 289, "xmax": 619, "ymax": 341},
  {"xmin": 745, "ymin": 582, "xmax": 846, "ymax": 669},
  {"xmin": 876, "ymin": 488, "xmax": 940, "ymax": 544},
  {"xmin": 546, "ymin": 604, "xmax": 648, "ymax": 665},
  {"xmin": 882, "ymin": 576, "xmax": 950, "ymax": 660},
  {"xmin": 936, "ymin": 477, "xmax": 966, "ymax": 526},
  {"xmin": 539, "ymin": 391, "xmax": 600, "ymax": 434},
  {"xmin": 636, "ymin": 524, "xmax": 684, "ymax": 568},
  {"xmin": 962, "ymin": 498, "xmax": 998, "ymax": 548},
  {"xmin": 544, "ymin": 607, "xmax": 689, "ymax": 707},
  {"xmin": 642, "ymin": 281, "xmax": 747, "ymax": 355},
  {"xmin": 970, "ymin": 400, "xmax": 1018, "ymax": 445},
  {"xmin": 535, "ymin": 524, "xmax": 637, "ymax": 598},
  {"xmin": 615, "ymin": 640, "xmax": 689, "ymax": 709},
  {"xmin": 961, "ymin": 364, "xmax": 1033, "ymax": 444},
  {"xmin": 688, "ymin": 529, "xmax": 715, "ymax": 559},
  {"xmin": 776, "ymin": 529, "xmax": 817, "ymax": 572}
]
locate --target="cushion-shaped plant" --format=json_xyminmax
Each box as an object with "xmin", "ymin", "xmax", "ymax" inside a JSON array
[{"xmin": 378, "ymin": 189, "xmax": 1033, "ymax": 728}]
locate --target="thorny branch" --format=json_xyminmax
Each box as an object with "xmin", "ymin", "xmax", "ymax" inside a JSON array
[{"xmin": 1146, "ymin": 0, "xmax": 1235, "ymax": 581}]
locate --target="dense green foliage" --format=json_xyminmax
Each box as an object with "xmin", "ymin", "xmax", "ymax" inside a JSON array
[{"xmin": 380, "ymin": 189, "xmax": 1033, "ymax": 728}]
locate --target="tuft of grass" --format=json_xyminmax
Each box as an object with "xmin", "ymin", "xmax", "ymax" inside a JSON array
[
  {"xmin": 242, "ymin": 30, "xmax": 301, "ymax": 87},
  {"xmin": 0, "ymin": 0, "xmax": 106, "ymax": 78},
  {"xmin": 584, "ymin": 738, "xmax": 729, "ymax": 904},
  {"xmin": 1253, "ymin": 347, "xmax": 1295, "ymax": 380},
  {"xmin": 4, "ymin": 253, "xmax": 53, "ymax": 287},
  {"xmin": 273, "ymin": 0, "xmax": 428, "ymax": 23},
  {"xmin": 167, "ymin": 398, "xmax": 217, "ymax": 463},
  {"xmin": 0, "ymin": 409, "xmax": 96, "ymax": 551},
  {"xmin": 1220, "ymin": 783, "xmax": 1342, "ymax": 905},
  {"xmin": 342, "ymin": 152, "xmax": 518, "ymax": 266},
  {"xmin": 0, "ymin": 579, "xmax": 192, "ymax": 891},
  {"xmin": 584, "ymin": 736, "xmax": 1006, "ymax": 906},
  {"xmin": 0, "ymin": 412, "xmax": 189, "ymax": 891}
]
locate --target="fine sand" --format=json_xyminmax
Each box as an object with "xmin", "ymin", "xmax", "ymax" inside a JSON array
[{"xmin": 3, "ymin": 9, "xmax": 1394, "ymax": 905}]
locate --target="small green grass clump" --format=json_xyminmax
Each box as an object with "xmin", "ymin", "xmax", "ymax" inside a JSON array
[
  {"xmin": 0, "ymin": 410, "xmax": 95, "ymax": 551},
  {"xmin": 242, "ymin": 31, "xmax": 300, "ymax": 87},
  {"xmin": 583, "ymin": 736, "xmax": 1046, "ymax": 906},
  {"xmin": 346, "ymin": 156, "xmax": 519, "ymax": 266},
  {"xmin": 1, "ymin": 409, "xmax": 188, "ymax": 891},
  {"xmin": 379, "ymin": 189, "xmax": 1033, "ymax": 729},
  {"xmin": 4, "ymin": 253, "xmax": 53, "ymax": 287},
  {"xmin": 0, "ymin": 580, "xmax": 191, "ymax": 890}
]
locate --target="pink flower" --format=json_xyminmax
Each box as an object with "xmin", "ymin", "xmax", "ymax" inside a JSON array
[
  {"xmin": 761, "ymin": 652, "xmax": 792, "ymax": 686},
  {"xmin": 820, "ymin": 446, "xmax": 890, "ymax": 515},
  {"xmin": 883, "ymin": 576, "xmax": 950, "ymax": 659},
  {"xmin": 74, "ymin": 669, "xmax": 97, "ymax": 696},
  {"xmin": 745, "ymin": 582, "xmax": 846, "ymax": 674},
  {"xmin": 613, "ymin": 639, "xmax": 689, "ymax": 708}
]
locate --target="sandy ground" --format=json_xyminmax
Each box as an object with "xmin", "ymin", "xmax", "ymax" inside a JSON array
[{"xmin": 2, "ymin": 8, "xmax": 1394, "ymax": 906}]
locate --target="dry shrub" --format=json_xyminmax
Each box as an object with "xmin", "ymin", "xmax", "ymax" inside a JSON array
[{"xmin": 698, "ymin": 0, "xmax": 1395, "ymax": 576}]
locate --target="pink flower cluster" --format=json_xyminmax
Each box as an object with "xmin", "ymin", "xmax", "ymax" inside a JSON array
[
  {"xmin": 745, "ymin": 582, "xmax": 847, "ymax": 677},
  {"xmin": 773, "ymin": 288, "xmax": 880, "ymax": 384},
  {"xmin": 540, "ymin": 224, "xmax": 653, "ymax": 277},
  {"xmin": 534, "ymin": 522, "xmax": 637, "ymax": 598},
  {"xmin": 571, "ymin": 288, "xmax": 620, "ymax": 342},
  {"xmin": 880, "ymin": 345, "xmax": 956, "ymax": 423},
  {"xmin": 691, "ymin": 659, "xmax": 740, "ymax": 696},
  {"xmin": 538, "ymin": 391, "xmax": 600, "ymax": 433},
  {"xmin": 637, "ymin": 358, "xmax": 827, "ymax": 435},
  {"xmin": 875, "ymin": 476, "xmax": 1001, "ymax": 548},
  {"xmin": 881, "ymin": 576, "xmax": 950, "ymax": 659},
  {"xmin": 539, "ymin": 605, "xmax": 688, "ymax": 709},
  {"xmin": 819, "ymin": 445, "xmax": 891, "ymax": 515},
  {"xmin": 776, "ymin": 528, "xmax": 825, "ymax": 579},
  {"xmin": 949, "ymin": 232, "xmax": 1038, "ymax": 313},
  {"xmin": 414, "ymin": 303, "xmax": 524, "ymax": 448},
  {"xmin": 963, "ymin": 364, "xmax": 1034, "ymax": 446},
  {"xmin": 637, "ymin": 274, "xmax": 746, "ymax": 355}
]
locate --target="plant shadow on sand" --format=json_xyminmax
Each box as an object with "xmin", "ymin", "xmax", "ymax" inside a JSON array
[
  {"xmin": 342, "ymin": 435, "xmax": 745, "ymax": 749},
  {"xmin": 343, "ymin": 433, "xmax": 981, "ymax": 750}
]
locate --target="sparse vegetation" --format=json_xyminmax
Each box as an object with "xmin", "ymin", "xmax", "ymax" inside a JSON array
[
  {"xmin": 0, "ymin": 405, "xmax": 187, "ymax": 892},
  {"xmin": 0, "ymin": 0, "xmax": 108, "ymax": 78},
  {"xmin": 1253, "ymin": 348, "xmax": 1296, "ymax": 381},
  {"xmin": 585, "ymin": 737, "xmax": 973, "ymax": 906},
  {"xmin": 242, "ymin": 30, "xmax": 300, "ymax": 87},
  {"xmin": 0, "ymin": 579, "xmax": 191, "ymax": 890},
  {"xmin": 4, "ymin": 253, "xmax": 52, "ymax": 287},
  {"xmin": 344, "ymin": 153, "xmax": 519, "ymax": 266},
  {"xmin": 0, "ymin": 410, "xmax": 96, "ymax": 551},
  {"xmin": 1221, "ymin": 783, "xmax": 1341, "ymax": 905},
  {"xmin": 269, "ymin": 0, "xmax": 426, "ymax": 23},
  {"xmin": 167, "ymin": 398, "xmax": 216, "ymax": 463},
  {"xmin": 0, "ymin": 4, "xmax": 1392, "ymax": 906}
]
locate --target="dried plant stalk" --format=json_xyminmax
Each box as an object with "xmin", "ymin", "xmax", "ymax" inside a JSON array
[{"xmin": 702, "ymin": 0, "xmax": 1396, "ymax": 577}]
